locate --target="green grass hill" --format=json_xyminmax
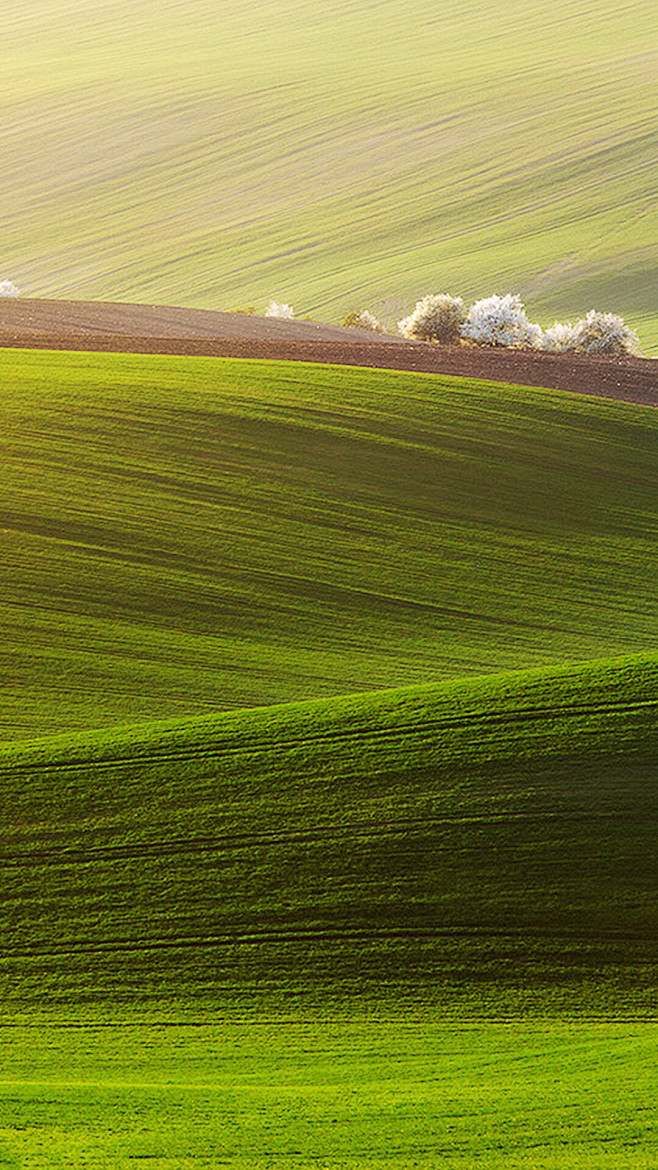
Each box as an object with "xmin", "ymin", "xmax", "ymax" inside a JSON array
[
  {"xmin": 0, "ymin": 346, "xmax": 656, "ymax": 1165},
  {"xmin": 4, "ymin": 0, "xmax": 657, "ymax": 350},
  {"xmin": 3, "ymin": 0, "xmax": 657, "ymax": 1147},
  {"xmin": 2, "ymin": 652, "xmax": 657, "ymax": 1013},
  {"xmin": 0, "ymin": 348, "xmax": 656, "ymax": 740}
]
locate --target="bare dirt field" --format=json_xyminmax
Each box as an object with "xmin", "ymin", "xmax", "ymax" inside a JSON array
[{"xmin": 1, "ymin": 299, "xmax": 656, "ymax": 407}]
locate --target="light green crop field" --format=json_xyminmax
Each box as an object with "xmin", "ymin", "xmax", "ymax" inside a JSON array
[
  {"xmin": 3, "ymin": 0, "xmax": 657, "ymax": 349},
  {"xmin": 0, "ymin": 348, "xmax": 656, "ymax": 739},
  {"xmin": 1, "ymin": 1018, "xmax": 656, "ymax": 1169},
  {"xmin": 2, "ymin": 652, "xmax": 657, "ymax": 1011}
]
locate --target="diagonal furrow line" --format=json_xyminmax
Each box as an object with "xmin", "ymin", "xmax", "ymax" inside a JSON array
[
  {"xmin": 2, "ymin": 923, "xmax": 655, "ymax": 961},
  {"xmin": 0, "ymin": 809, "xmax": 653, "ymax": 869}
]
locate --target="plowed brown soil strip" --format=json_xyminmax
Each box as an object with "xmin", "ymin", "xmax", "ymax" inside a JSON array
[{"xmin": 1, "ymin": 299, "xmax": 656, "ymax": 407}]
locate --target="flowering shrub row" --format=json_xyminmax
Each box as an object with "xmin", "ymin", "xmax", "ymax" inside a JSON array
[
  {"xmin": 541, "ymin": 310, "xmax": 642, "ymax": 356},
  {"xmin": 265, "ymin": 300, "xmax": 295, "ymax": 320},
  {"xmin": 270, "ymin": 292, "xmax": 642, "ymax": 356},
  {"xmin": 395, "ymin": 292, "xmax": 642, "ymax": 357},
  {"xmin": 342, "ymin": 308, "xmax": 384, "ymax": 332},
  {"xmin": 3, "ymin": 280, "xmax": 642, "ymax": 357}
]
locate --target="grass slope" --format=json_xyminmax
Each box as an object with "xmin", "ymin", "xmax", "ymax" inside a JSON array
[
  {"xmin": 2, "ymin": 652, "xmax": 657, "ymax": 1012},
  {"xmin": 3, "ymin": 0, "xmax": 657, "ymax": 350},
  {"xmin": 1, "ymin": 347, "xmax": 656, "ymax": 1167},
  {"xmin": 0, "ymin": 348, "xmax": 656, "ymax": 740},
  {"xmin": 2, "ymin": 1018, "xmax": 657, "ymax": 1169}
]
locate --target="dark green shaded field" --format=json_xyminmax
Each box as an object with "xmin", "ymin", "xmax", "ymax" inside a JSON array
[
  {"xmin": 0, "ymin": 348, "xmax": 656, "ymax": 740},
  {"xmin": 2, "ymin": 653, "xmax": 656, "ymax": 1013}
]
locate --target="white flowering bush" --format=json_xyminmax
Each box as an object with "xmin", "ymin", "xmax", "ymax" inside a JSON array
[
  {"xmin": 461, "ymin": 294, "xmax": 543, "ymax": 348},
  {"xmin": 398, "ymin": 293, "xmax": 465, "ymax": 343},
  {"xmin": 342, "ymin": 308, "xmax": 383, "ymax": 332},
  {"xmin": 563, "ymin": 310, "xmax": 640, "ymax": 357},
  {"xmin": 265, "ymin": 300, "xmax": 294, "ymax": 319},
  {"xmin": 541, "ymin": 320, "xmax": 579, "ymax": 352},
  {"xmin": 0, "ymin": 280, "xmax": 20, "ymax": 298}
]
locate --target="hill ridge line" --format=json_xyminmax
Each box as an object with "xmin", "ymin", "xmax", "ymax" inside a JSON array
[
  {"xmin": 0, "ymin": 298, "xmax": 656, "ymax": 406},
  {"xmin": 2, "ymin": 650, "xmax": 655, "ymax": 761}
]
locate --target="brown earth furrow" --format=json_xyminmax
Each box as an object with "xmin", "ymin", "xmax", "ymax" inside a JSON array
[{"xmin": 1, "ymin": 299, "xmax": 656, "ymax": 407}]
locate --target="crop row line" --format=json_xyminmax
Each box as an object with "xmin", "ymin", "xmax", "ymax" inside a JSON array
[
  {"xmin": 3, "ymin": 923, "xmax": 656, "ymax": 961},
  {"xmin": 1, "ymin": 809, "xmax": 651, "ymax": 869}
]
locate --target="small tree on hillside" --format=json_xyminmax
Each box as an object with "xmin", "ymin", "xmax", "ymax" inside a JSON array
[
  {"xmin": 342, "ymin": 308, "xmax": 383, "ymax": 332},
  {"xmin": 265, "ymin": 300, "xmax": 295, "ymax": 319},
  {"xmin": 461, "ymin": 293, "xmax": 543, "ymax": 349},
  {"xmin": 548, "ymin": 309, "xmax": 642, "ymax": 357},
  {"xmin": 0, "ymin": 280, "xmax": 20, "ymax": 298},
  {"xmin": 541, "ymin": 320, "xmax": 579, "ymax": 352},
  {"xmin": 398, "ymin": 294, "xmax": 466, "ymax": 343}
]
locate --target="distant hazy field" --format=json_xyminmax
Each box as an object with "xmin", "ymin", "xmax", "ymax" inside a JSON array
[{"xmin": 3, "ymin": 0, "xmax": 656, "ymax": 349}]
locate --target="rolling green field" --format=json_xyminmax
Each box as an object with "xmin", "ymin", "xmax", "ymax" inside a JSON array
[
  {"xmin": 2, "ymin": 1018, "xmax": 656, "ymax": 1169},
  {"xmin": 1, "ymin": 346, "xmax": 656, "ymax": 1165},
  {"xmin": 2, "ymin": 651, "xmax": 657, "ymax": 1011},
  {"xmin": 1, "ymin": 651, "xmax": 657, "ymax": 1164},
  {"xmin": 2, "ymin": 0, "xmax": 657, "ymax": 1157},
  {"xmin": 0, "ymin": 348, "xmax": 656, "ymax": 740},
  {"xmin": 3, "ymin": 0, "xmax": 657, "ymax": 349}
]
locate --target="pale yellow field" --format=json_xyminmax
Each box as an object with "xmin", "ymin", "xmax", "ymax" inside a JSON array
[{"xmin": 3, "ymin": 0, "xmax": 657, "ymax": 348}]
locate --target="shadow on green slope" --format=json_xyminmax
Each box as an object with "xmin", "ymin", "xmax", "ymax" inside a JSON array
[
  {"xmin": 0, "ymin": 350, "xmax": 656, "ymax": 739},
  {"xmin": 1, "ymin": 653, "xmax": 656, "ymax": 1014}
]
